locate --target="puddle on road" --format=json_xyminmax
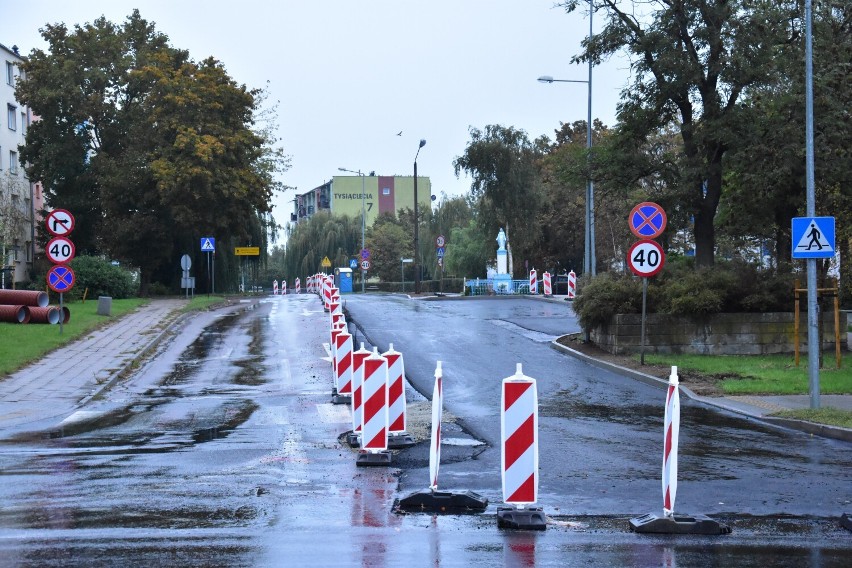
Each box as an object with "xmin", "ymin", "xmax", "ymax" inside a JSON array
[{"xmin": 192, "ymin": 400, "xmax": 259, "ymax": 444}]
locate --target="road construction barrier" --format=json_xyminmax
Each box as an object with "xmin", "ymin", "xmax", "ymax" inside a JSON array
[
  {"xmin": 543, "ymin": 272, "xmax": 552, "ymax": 296},
  {"xmin": 281, "ymin": 280, "xmax": 287, "ymax": 295},
  {"xmin": 361, "ymin": 348, "xmax": 389, "ymax": 451},
  {"xmin": 273, "ymin": 280, "xmax": 279, "ymax": 295},
  {"xmin": 330, "ymin": 321, "xmax": 346, "ymax": 374},
  {"xmin": 323, "ymin": 278, "xmax": 332, "ymax": 310},
  {"xmin": 567, "ymin": 270, "xmax": 576, "ymax": 299},
  {"xmin": 501, "ymin": 363, "xmax": 538, "ymax": 505},
  {"xmin": 0, "ymin": 305, "xmax": 30, "ymax": 323},
  {"xmin": 0, "ymin": 290, "xmax": 49, "ymax": 307},
  {"xmin": 529, "ymin": 269, "xmax": 537, "ymax": 294},
  {"xmin": 335, "ymin": 330, "xmax": 354, "ymax": 397},
  {"xmin": 295, "ymin": 277, "xmax": 301, "ymax": 294},
  {"xmin": 351, "ymin": 343, "xmax": 371, "ymax": 439},
  {"xmin": 663, "ymin": 366, "xmax": 680, "ymax": 517},
  {"xmin": 430, "ymin": 361, "xmax": 443, "ymax": 489},
  {"xmin": 383, "ymin": 344, "xmax": 408, "ymax": 434}
]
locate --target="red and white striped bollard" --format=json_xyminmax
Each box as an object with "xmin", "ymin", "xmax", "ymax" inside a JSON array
[
  {"xmin": 529, "ymin": 269, "xmax": 537, "ymax": 294},
  {"xmin": 567, "ymin": 270, "xmax": 576, "ymax": 299},
  {"xmin": 543, "ymin": 272, "xmax": 552, "ymax": 296},
  {"xmin": 663, "ymin": 366, "xmax": 680, "ymax": 517}
]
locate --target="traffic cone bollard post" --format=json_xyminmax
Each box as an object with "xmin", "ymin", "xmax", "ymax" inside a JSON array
[
  {"xmin": 497, "ymin": 363, "xmax": 546, "ymax": 530},
  {"xmin": 396, "ymin": 361, "xmax": 488, "ymax": 513},
  {"xmin": 543, "ymin": 272, "xmax": 552, "ymax": 296},
  {"xmin": 332, "ymin": 330, "xmax": 353, "ymax": 405},
  {"xmin": 383, "ymin": 344, "xmax": 415, "ymax": 449},
  {"xmin": 567, "ymin": 270, "xmax": 576, "ymax": 300},
  {"xmin": 356, "ymin": 348, "xmax": 392, "ymax": 466},
  {"xmin": 630, "ymin": 367, "xmax": 731, "ymax": 535},
  {"xmin": 529, "ymin": 270, "xmax": 537, "ymax": 294},
  {"xmin": 347, "ymin": 343, "xmax": 372, "ymax": 447}
]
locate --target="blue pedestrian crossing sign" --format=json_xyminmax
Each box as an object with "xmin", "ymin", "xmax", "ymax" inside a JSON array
[
  {"xmin": 200, "ymin": 237, "xmax": 216, "ymax": 252},
  {"xmin": 792, "ymin": 217, "xmax": 834, "ymax": 259}
]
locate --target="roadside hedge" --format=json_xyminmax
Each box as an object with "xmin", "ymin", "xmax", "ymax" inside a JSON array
[{"xmin": 573, "ymin": 259, "xmax": 797, "ymax": 332}]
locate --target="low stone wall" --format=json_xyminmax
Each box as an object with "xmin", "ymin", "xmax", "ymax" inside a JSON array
[{"xmin": 590, "ymin": 312, "xmax": 849, "ymax": 356}]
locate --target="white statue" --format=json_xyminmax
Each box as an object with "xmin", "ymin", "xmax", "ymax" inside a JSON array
[{"xmin": 496, "ymin": 228, "xmax": 507, "ymax": 251}]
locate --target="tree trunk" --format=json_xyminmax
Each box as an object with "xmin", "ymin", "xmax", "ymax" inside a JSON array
[
  {"xmin": 138, "ymin": 268, "xmax": 151, "ymax": 297},
  {"xmin": 692, "ymin": 151, "xmax": 724, "ymax": 268}
]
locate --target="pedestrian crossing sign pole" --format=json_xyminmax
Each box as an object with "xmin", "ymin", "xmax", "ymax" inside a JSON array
[
  {"xmin": 792, "ymin": 217, "xmax": 835, "ymax": 259},
  {"xmin": 791, "ymin": 216, "xmax": 836, "ymax": 410}
]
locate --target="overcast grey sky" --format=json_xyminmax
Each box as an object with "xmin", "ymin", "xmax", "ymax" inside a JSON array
[{"xmin": 2, "ymin": 1, "xmax": 631, "ymax": 227}]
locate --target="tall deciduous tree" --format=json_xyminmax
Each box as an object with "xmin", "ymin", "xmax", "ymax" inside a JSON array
[
  {"xmin": 453, "ymin": 125, "xmax": 547, "ymax": 276},
  {"xmin": 562, "ymin": 0, "xmax": 792, "ymax": 267},
  {"xmin": 17, "ymin": 11, "xmax": 285, "ymax": 294}
]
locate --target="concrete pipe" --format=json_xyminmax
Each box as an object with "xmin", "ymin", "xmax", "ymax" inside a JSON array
[
  {"xmin": 60, "ymin": 306, "xmax": 71, "ymax": 324},
  {"xmin": 0, "ymin": 290, "xmax": 49, "ymax": 307},
  {"xmin": 28, "ymin": 306, "xmax": 61, "ymax": 324},
  {"xmin": 0, "ymin": 305, "xmax": 31, "ymax": 323}
]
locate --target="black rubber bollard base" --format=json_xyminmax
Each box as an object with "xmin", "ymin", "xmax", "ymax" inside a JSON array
[
  {"xmin": 396, "ymin": 489, "xmax": 488, "ymax": 514},
  {"xmin": 356, "ymin": 450, "xmax": 392, "ymax": 467},
  {"xmin": 496, "ymin": 506, "xmax": 547, "ymax": 531},
  {"xmin": 346, "ymin": 432, "xmax": 360, "ymax": 448},
  {"xmin": 841, "ymin": 513, "xmax": 852, "ymax": 532},
  {"xmin": 629, "ymin": 513, "xmax": 731, "ymax": 535},
  {"xmin": 387, "ymin": 432, "xmax": 416, "ymax": 449},
  {"xmin": 331, "ymin": 393, "xmax": 351, "ymax": 405}
]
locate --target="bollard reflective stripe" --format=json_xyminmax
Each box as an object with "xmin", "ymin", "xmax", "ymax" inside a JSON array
[
  {"xmin": 361, "ymin": 348, "xmax": 389, "ymax": 451},
  {"xmin": 382, "ymin": 344, "xmax": 407, "ymax": 433},
  {"xmin": 663, "ymin": 366, "xmax": 680, "ymax": 517},
  {"xmin": 429, "ymin": 361, "xmax": 443, "ymax": 490},
  {"xmin": 351, "ymin": 343, "xmax": 371, "ymax": 435},
  {"xmin": 501, "ymin": 363, "xmax": 538, "ymax": 505},
  {"xmin": 529, "ymin": 269, "xmax": 537, "ymax": 294},
  {"xmin": 335, "ymin": 331, "xmax": 353, "ymax": 395}
]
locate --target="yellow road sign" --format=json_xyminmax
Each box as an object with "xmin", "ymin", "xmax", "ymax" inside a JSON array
[
  {"xmin": 321, "ymin": 256, "xmax": 332, "ymax": 268},
  {"xmin": 235, "ymin": 247, "xmax": 260, "ymax": 256}
]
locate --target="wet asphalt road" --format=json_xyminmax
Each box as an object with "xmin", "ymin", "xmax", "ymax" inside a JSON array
[{"xmin": 0, "ymin": 294, "xmax": 849, "ymax": 566}]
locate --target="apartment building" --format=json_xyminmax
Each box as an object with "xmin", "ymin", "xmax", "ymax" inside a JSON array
[{"xmin": 0, "ymin": 42, "xmax": 42, "ymax": 287}]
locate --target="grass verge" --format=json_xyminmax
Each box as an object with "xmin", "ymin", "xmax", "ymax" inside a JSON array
[
  {"xmin": 640, "ymin": 353, "xmax": 851, "ymax": 395},
  {"xmin": 0, "ymin": 298, "xmax": 147, "ymax": 376},
  {"xmin": 772, "ymin": 408, "xmax": 852, "ymax": 429}
]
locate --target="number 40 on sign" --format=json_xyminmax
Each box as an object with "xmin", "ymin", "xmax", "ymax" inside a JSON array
[{"xmin": 628, "ymin": 239, "xmax": 665, "ymax": 278}]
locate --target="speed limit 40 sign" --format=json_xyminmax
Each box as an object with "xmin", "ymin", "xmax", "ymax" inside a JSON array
[
  {"xmin": 627, "ymin": 240, "xmax": 665, "ymax": 277},
  {"xmin": 46, "ymin": 236, "xmax": 76, "ymax": 264}
]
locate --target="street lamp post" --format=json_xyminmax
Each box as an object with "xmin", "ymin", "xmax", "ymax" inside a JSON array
[
  {"xmin": 338, "ymin": 167, "xmax": 367, "ymax": 293},
  {"xmin": 537, "ymin": 1, "xmax": 595, "ymax": 276},
  {"xmin": 413, "ymin": 139, "xmax": 426, "ymax": 294}
]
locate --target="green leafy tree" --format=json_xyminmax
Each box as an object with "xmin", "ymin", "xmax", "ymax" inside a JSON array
[
  {"xmin": 562, "ymin": 0, "xmax": 794, "ymax": 267},
  {"xmin": 443, "ymin": 220, "xmax": 492, "ymax": 279},
  {"xmin": 17, "ymin": 11, "xmax": 285, "ymax": 295},
  {"xmin": 453, "ymin": 125, "xmax": 547, "ymax": 276},
  {"xmin": 366, "ymin": 213, "xmax": 412, "ymax": 283},
  {"xmin": 282, "ymin": 211, "xmax": 361, "ymax": 282}
]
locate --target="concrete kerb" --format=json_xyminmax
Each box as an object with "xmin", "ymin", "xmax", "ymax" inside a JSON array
[{"xmin": 550, "ymin": 336, "xmax": 852, "ymax": 443}]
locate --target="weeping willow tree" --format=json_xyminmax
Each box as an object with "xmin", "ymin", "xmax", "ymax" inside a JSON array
[{"xmin": 282, "ymin": 211, "xmax": 361, "ymax": 282}]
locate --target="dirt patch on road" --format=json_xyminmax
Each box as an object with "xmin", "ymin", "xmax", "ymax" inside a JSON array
[{"xmin": 556, "ymin": 334, "xmax": 726, "ymax": 397}]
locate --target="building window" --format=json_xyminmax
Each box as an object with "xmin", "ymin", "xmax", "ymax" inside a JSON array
[
  {"xmin": 21, "ymin": 112, "xmax": 26, "ymax": 135},
  {"xmin": 7, "ymin": 105, "xmax": 16, "ymax": 131},
  {"xmin": 382, "ymin": 187, "xmax": 390, "ymax": 195},
  {"xmin": 5, "ymin": 62, "xmax": 13, "ymax": 85},
  {"xmin": 9, "ymin": 151, "xmax": 17, "ymax": 174}
]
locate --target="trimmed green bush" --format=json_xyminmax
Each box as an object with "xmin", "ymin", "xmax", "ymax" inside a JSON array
[{"xmin": 69, "ymin": 256, "xmax": 137, "ymax": 299}]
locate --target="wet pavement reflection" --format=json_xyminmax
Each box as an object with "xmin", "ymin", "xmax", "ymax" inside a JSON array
[{"xmin": 0, "ymin": 295, "xmax": 849, "ymax": 565}]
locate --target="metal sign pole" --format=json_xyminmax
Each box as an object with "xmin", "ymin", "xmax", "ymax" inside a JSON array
[
  {"xmin": 59, "ymin": 292, "xmax": 64, "ymax": 335},
  {"xmin": 640, "ymin": 278, "xmax": 647, "ymax": 365}
]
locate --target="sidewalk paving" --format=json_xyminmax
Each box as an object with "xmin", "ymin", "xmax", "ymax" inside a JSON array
[{"xmin": 0, "ymin": 298, "xmax": 187, "ymax": 432}]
